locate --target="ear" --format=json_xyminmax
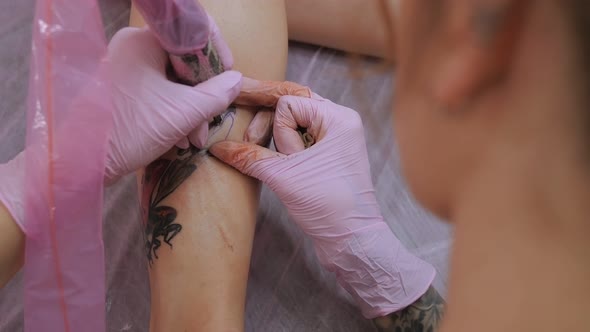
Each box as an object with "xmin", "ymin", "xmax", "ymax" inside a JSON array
[{"xmin": 432, "ymin": 0, "xmax": 530, "ymax": 109}]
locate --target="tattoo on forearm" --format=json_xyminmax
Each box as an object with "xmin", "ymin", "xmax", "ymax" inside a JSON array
[
  {"xmin": 373, "ymin": 286, "xmax": 445, "ymax": 332},
  {"xmin": 142, "ymin": 146, "xmax": 203, "ymax": 264}
]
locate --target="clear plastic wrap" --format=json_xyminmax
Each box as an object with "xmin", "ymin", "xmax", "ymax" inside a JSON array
[
  {"xmin": 134, "ymin": 0, "xmax": 229, "ymax": 125},
  {"xmin": 20, "ymin": 0, "xmax": 229, "ymax": 330},
  {"xmin": 23, "ymin": 0, "xmax": 112, "ymax": 331},
  {"xmin": 133, "ymin": 0, "xmax": 209, "ymax": 55}
]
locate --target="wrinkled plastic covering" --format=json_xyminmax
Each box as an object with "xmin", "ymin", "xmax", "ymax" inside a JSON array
[
  {"xmin": 133, "ymin": 0, "xmax": 209, "ymax": 54},
  {"xmin": 23, "ymin": 0, "xmax": 112, "ymax": 331},
  {"xmin": 0, "ymin": 1, "xmax": 452, "ymax": 331}
]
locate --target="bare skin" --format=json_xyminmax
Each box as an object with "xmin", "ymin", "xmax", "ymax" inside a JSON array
[
  {"xmin": 0, "ymin": 203, "xmax": 23, "ymax": 288},
  {"xmin": 130, "ymin": 1, "xmax": 288, "ymax": 331},
  {"xmin": 285, "ymin": 0, "xmax": 397, "ymax": 59}
]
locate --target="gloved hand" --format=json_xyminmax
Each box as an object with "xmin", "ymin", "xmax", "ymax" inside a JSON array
[
  {"xmin": 105, "ymin": 27, "xmax": 241, "ymax": 184},
  {"xmin": 0, "ymin": 27, "xmax": 241, "ymax": 230},
  {"xmin": 210, "ymin": 95, "xmax": 435, "ymax": 318}
]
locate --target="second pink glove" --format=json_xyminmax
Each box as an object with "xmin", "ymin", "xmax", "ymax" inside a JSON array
[{"xmin": 210, "ymin": 94, "xmax": 435, "ymax": 318}]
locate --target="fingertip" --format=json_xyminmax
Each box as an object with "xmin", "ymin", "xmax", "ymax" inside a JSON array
[
  {"xmin": 218, "ymin": 70, "xmax": 243, "ymax": 91},
  {"xmin": 175, "ymin": 137, "xmax": 190, "ymax": 150},
  {"xmin": 244, "ymin": 110, "xmax": 273, "ymax": 146},
  {"xmin": 207, "ymin": 70, "xmax": 243, "ymax": 101},
  {"xmin": 190, "ymin": 71, "xmax": 243, "ymax": 122},
  {"xmin": 210, "ymin": 141, "xmax": 280, "ymax": 177},
  {"xmin": 197, "ymin": 70, "xmax": 242, "ymax": 95},
  {"xmin": 188, "ymin": 123, "xmax": 208, "ymax": 149},
  {"xmin": 209, "ymin": 140, "xmax": 231, "ymax": 153},
  {"xmin": 209, "ymin": 141, "xmax": 239, "ymax": 164},
  {"xmin": 243, "ymin": 130, "xmax": 267, "ymax": 147},
  {"xmin": 273, "ymin": 128, "xmax": 306, "ymax": 155}
]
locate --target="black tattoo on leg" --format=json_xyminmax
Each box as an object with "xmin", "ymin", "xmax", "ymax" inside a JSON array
[
  {"xmin": 174, "ymin": 41, "xmax": 224, "ymax": 86},
  {"xmin": 373, "ymin": 286, "xmax": 445, "ymax": 332},
  {"xmin": 208, "ymin": 106, "xmax": 237, "ymax": 141},
  {"xmin": 141, "ymin": 39, "xmax": 236, "ymax": 264},
  {"xmin": 142, "ymin": 146, "xmax": 203, "ymax": 264},
  {"xmin": 169, "ymin": 40, "xmax": 236, "ymax": 131}
]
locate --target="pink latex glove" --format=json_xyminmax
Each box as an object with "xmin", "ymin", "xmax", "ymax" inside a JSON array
[
  {"xmin": 134, "ymin": 0, "xmax": 234, "ymax": 148},
  {"xmin": 210, "ymin": 95, "xmax": 435, "ymax": 318},
  {"xmin": 0, "ymin": 27, "xmax": 241, "ymax": 230},
  {"xmin": 167, "ymin": 14, "xmax": 235, "ymax": 148},
  {"xmin": 105, "ymin": 27, "xmax": 241, "ymax": 183}
]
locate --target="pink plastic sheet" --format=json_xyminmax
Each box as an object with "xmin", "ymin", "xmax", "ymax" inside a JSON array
[{"xmin": 23, "ymin": 0, "xmax": 112, "ymax": 331}]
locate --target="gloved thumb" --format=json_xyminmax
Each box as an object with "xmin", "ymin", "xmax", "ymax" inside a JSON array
[
  {"xmin": 209, "ymin": 141, "xmax": 284, "ymax": 179},
  {"xmin": 190, "ymin": 70, "xmax": 242, "ymax": 119},
  {"xmin": 178, "ymin": 70, "xmax": 242, "ymax": 147}
]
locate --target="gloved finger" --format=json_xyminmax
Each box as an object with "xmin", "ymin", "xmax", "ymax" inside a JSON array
[
  {"xmin": 208, "ymin": 14, "xmax": 233, "ymax": 70},
  {"xmin": 170, "ymin": 70, "xmax": 242, "ymax": 134},
  {"xmin": 244, "ymin": 109, "xmax": 274, "ymax": 146},
  {"xmin": 234, "ymin": 77, "xmax": 312, "ymax": 107},
  {"xmin": 187, "ymin": 122, "xmax": 209, "ymax": 149},
  {"xmin": 273, "ymin": 95, "xmax": 326, "ymax": 154},
  {"xmin": 209, "ymin": 141, "xmax": 284, "ymax": 179},
  {"xmin": 175, "ymin": 137, "xmax": 190, "ymax": 149}
]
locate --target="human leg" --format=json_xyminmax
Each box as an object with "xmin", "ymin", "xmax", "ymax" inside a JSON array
[{"xmin": 130, "ymin": 1, "xmax": 288, "ymax": 330}]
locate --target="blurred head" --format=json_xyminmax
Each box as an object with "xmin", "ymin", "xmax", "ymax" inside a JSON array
[{"xmin": 390, "ymin": 0, "xmax": 590, "ymax": 219}]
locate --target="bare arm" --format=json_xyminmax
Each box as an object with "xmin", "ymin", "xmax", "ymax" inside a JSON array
[
  {"xmin": 0, "ymin": 204, "xmax": 23, "ymax": 288},
  {"xmin": 131, "ymin": 1, "xmax": 288, "ymax": 331},
  {"xmin": 286, "ymin": 0, "xmax": 396, "ymax": 59}
]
